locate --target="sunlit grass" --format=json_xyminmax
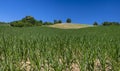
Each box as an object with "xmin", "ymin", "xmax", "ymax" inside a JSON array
[{"xmin": 0, "ymin": 26, "xmax": 120, "ymax": 71}]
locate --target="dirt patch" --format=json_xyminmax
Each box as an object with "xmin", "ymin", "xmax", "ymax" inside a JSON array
[
  {"xmin": 19, "ymin": 58, "xmax": 113, "ymax": 71},
  {"xmin": 20, "ymin": 58, "xmax": 31, "ymax": 71}
]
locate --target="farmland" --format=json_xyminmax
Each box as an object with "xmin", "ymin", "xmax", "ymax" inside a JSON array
[
  {"xmin": 47, "ymin": 23, "xmax": 91, "ymax": 29},
  {"xmin": 0, "ymin": 25, "xmax": 120, "ymax": 71}
]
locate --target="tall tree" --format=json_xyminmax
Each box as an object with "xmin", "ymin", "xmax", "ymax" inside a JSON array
[
  {"xmin": 54, "ymin": 20, "xmax": 57, "ymax": 24},
  {"xmin": 22, "ymin": 16, "xmax": 36, "ymax": 25},
  {"xmin": 58, "ymin": 20, "xmax": 62, "ymax": 23},
  {"xmin": 66, "ymin": 18, "xmax": 71, "ymax": 23},
  {"xmin": 93, "ymin": 22, "xmax": 98, "ymax": 26},
  {"xmin": 54, "ymin": 20, "xmax": 62, "ymax": 24}
]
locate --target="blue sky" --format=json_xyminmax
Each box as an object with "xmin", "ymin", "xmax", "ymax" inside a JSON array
[{"xmin": 0, "ymin": 0, "xmax": 120, "ymax": 24}]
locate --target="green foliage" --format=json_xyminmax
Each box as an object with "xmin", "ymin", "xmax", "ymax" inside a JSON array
[
  {"xmin": 58, "ymin": 20, "xmax": 62, "ymax": 23},
  {"xmin": 54, "ymin": 20, "xmax": 57, "ymax": 24},
  {"xmin": 102, "ymin": 21, "xmax": 120, "ymax": 26},
  {"xmin": 93, "ymin": 22, "xmax": 98, "ymax": 26},
  {"xmin": 43, "ymin": 22, "xmax": 53, "ymax": 25},
  {"xmin": 10, "ymin": 16, "xmax": 42, "ymax": 27},
  {"xmin": 66, "ymin": 18, "xmax": 71, "ymax": 23},
  {"xmin": 21, "ymin": 16, "xmax": 36, "ymax": 25},
  {"xmin": 39, "ymin": 20, "xmax": 43, "ymax": 24},
  {"xmin": 10, "ymin": 21, "xmax": 24, "ymax": 27},
  {"xmin": 0, "ymin": 26, "xmax": 120, "ymax": 71},
  {"xmin": 0, "ymin": 22, "xmax": 8, "ymax": 24},
  {"xmin": 54, "ymin": 20, "xmax": 62, "ymax": 24},
  {"xmin": 34, "ymin": 20, "xmax": 42, "ymax": 26},
  {"xmin": 0, "ymin": 22, "xmax": 9, "ymax": 26}
]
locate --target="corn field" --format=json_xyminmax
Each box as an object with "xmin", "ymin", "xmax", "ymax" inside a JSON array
[{"xmin": 0, "ymin": 26, "xmax": 120, "ymax": 71}]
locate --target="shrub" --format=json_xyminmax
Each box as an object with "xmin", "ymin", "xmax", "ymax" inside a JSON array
[
  {"xmin": 54, "ymin": 20, "xmax": 58, "ymax": 24},
  {"xmin": 58, "ymin": 20, "xmax": 62, "ymax": 23},
  {"xmin": 43, "ymin": 22, "xmax": 53, "ymax": 25},
  {"xmin": 24, "ymin": 22, "xmax": 33, "ymax": 27},
  {"xmin": 10, "ymin": 21, "xmax": 24, "ymax": 27},
  {"xmin": 10, "ymin": 16, "xmax": 43, "ymax": 27},
  {"xmin": 93, "ymin": 22, "xmax": 98, "ymax": 26},
  {"xmin": 22, "ymin": 16, "xmax": 37, "ymax": 25},
  {"xmin": 102, "ymin": 22, "xmax": 120, "ymax": 26},
  {"xmin": 66, "ymin": 18, "xmax": 71, "ymax": 23},
  {"xmin": 54, "ymin": 20, "xmax": 62, "ymax": 24}
]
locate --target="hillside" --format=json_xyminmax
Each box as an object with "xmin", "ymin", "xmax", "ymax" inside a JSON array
[{"xmin": 47, "ymin": 23, "xmax": 92, "ymax": 29}]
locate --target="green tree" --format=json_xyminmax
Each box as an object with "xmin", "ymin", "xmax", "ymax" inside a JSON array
[
  {"xmin": 93, "ymin": 22, "xmax": 98, "ymax": 26},
  {"xmin": 10, "ymin": 16, "xmax": 42, "ymax": 27},
  {"xmin": 58, "ymin": 20, "xmax": 62, "ymax": 23},
  {"xmin": 54, "ymin": 20, "xmax": 58, "ymax": 24},
  {"xmin": 39, "ymin": 20, "xmax": 43, "ymax": 24},
  {"xmin": 66, "ymin": 18, "xmax": 71, "ymax": 23},
  {"xmin": 22, "ymin": 16, "xmax": 36, "ymax": 25},
  {"xmin": 10, "ymin": 21, "xmax": 24, "ymax": 27},
  {"xmin": 35, "ymin": 20, "xmax": 43, "ymax": 26},
  {"xmin": 54, "ymin": 20, "xmax": 62, "ymax": 24},
  {"xmin": 43, "ymin": 22, "xmax": 53, "ymax": 25},
  {"xmin": 102, "ymin": 22, "xmax": 120, "ymax": 26}
]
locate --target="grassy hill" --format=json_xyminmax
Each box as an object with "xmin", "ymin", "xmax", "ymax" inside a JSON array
[{"xmin": 47, "ymin": 23, "xmax": 92, "ymax": 29}]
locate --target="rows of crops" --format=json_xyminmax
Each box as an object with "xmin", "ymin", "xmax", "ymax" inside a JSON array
[{"xmin": 0, "ymin": 26, "xmax": 120, "ymax": 71}]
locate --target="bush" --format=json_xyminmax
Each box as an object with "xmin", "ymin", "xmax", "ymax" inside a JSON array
[
  {"xmin": 10, "ymin": 16, "xmax": 43, "ymax": 27},
  {"xmin": 93, "ymin": 22, "xmax": 98, "ymax": 26},
  {"xmin": 35, "ymin": 23, "xmax": 42, "ymax": 26},
  {"xmin": 54, "ymin": 20, "xmax": 62, "ymax": 24},
  {"xmin": 66, "ymin": 18, "xmax": 71, "ymax": 23},
  {"xmin": 22, "ymin": 16, "xmax": 36, "ymax": 25},
  {"xmin": 24, "ymin": 22, "xmax": 33, "ymax": 27},
  {"xmin": 102, "ymin": 22, "xmax": 120, "ymax": 26},
  {"xmin": 58, "ymin": 20, "xmax": 62, "ymax": 23},
  {"xmin": 43, "ymin": 22, "xmax": 53, "ymax": 25},
  {"xmin": 10, "ymin": 21, "xmax": 24, "ymax": 27},
  {"xmin": 54, "ymin": 20, "xmax": 57, "ymax": 24}
]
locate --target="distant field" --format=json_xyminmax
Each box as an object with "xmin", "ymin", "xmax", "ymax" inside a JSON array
[
  {"xmin": 0, "ymin": 26, "xmax": 120, "ymax": 71},
  {"xmin": 47, "ymin": 23, "xmax": 92, "ymax": 29}
]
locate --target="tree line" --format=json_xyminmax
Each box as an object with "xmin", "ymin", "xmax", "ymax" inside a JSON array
[
  {"xmin": 0, "ymin": 16, "xmax": 120, "ymax": 27},
  {"xmin": 0, "ymin": 22, "xmax": 9, "ymax": 24},
  {"xmin": 93, "ymin": 21, "xmax": 120, "ymax": 26},
  {"xmin": 9, "ymin": 16, "xmax": 72, "ymax": 27}
]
